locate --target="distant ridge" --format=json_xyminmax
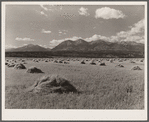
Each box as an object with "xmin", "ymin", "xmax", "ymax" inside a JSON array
[{"xmin": 6, "ymin": 44, "xmax": 50, "ymax": 52}]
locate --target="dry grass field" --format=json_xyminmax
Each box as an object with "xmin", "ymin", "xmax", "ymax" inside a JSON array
[{"xmin": 5, "ymin": 57, "xmax": 144, "ymax": 109}]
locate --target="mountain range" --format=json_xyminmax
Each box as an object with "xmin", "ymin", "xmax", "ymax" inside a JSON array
[
  {"xmin": 5, "ymin": 39, "xmax": 144, "ymax": 52},
  {"xmin": 6, "ymin": 44, "xmax": 51, "ymax": 52}
]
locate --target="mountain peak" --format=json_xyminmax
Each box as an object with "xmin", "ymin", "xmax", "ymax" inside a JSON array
[
  {"xmin": 75, "ymin": 39, "xmax": 87, "ymax": 43},
  {"xmin": 62, "ymin": 40, "xmax": 74, "ymax": 46},
  {"xmin": 73, "ymin": 39, "xmax": 88, "ymax": 46},
  {"xmin": 26, "ymin": 44, "xmax": 35, "ymax": 46},
  {"xmin": 23, "ymin": 44, "xmax": 36, "ymax": 47},
  {"xmin": 76, "ymin": 39, "xmax": 85, "ymax": 42}
]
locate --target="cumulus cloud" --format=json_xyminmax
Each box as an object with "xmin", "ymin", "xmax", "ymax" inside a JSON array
[
  {"xmin": 114, "ymin": 19, "xmax": 145, "ymax": 43},
  {"xmin": 39, "ymin": 44, "xmax": 48, "ymax": 48},
  {"xmin": 123, "ymin": 36, "xmax": 144, "ymax": 43},
  {"xmin": 117, "ymin": 20, "xmax": 144, "ymax": 38},
  {"xmin": 58, "ymin": 30, "xmax": 68, "ymax": 35},
  {"xmin": 15, "ymin": 37, "xmax": 35, "ymax": 41},
  {"xmin": 95, "ymin": 7, "xmax": 125, "ymax": 19},
  {"xmin": 49, "ymin": 39, "xmax": 64, "ymax": 49},
  {"xmin": 5, "ymin": 45, "xmax": 16, "ymax": 49},
  {"xmin": 41, "ymin": 29, "xmax": 51, "ymax": 34},
  {"xmin": 129, "ymin": 19, "xmax": 144, "ymax": 35},
  {"xmin": 85, "ymin": 34, "xmax": 110, "ymax": 42},
  {"xmin": 66, "ymin": 36, "xmax": 82, "ymax": 41},
  {"xmin": 78, "ymin": 7, "xmax": 90, "ymax": 16}
]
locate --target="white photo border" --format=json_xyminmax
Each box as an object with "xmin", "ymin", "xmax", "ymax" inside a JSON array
[{"xmin": 2, "ymin": 1, "xmax": 148, "ymax": 121}]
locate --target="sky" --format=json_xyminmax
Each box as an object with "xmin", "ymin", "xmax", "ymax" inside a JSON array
[{"xmin": 5, "ymin": 4, "xmax": 145, "ymax": 49}]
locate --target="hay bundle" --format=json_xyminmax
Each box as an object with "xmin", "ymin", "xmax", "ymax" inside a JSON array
[
  {"xmin": 5, "ymin": 62, "xmax": 8, "ymax": 65},
  {"xmin": 59, "ymin": 60, "xmax": 63, "ymax": 63},
  {"xmin": 33, "ymin": 59, "xmax": 38, "ymax": 63},
  {"xmin": 11, "ymin": 59, "xmax": 14, "ymax": 62},
  {"xmin": 22, "ymin": 62, "xmax": 27, "ymax": 64},
  {"xmin": 21, "ymin": 59, "xmax": 25, "ymax": 62},
  {"xmin": 140, "ymin": 59, "xmax": 144, "ymax": 62},
  {"xmin": 131, "ymin": 66, "xmax": 142, "ymax": 70},
  {"xmin": 110, "ymin": 59, "xmax": 113, "ymax": 63},
  {"xmin": 124, "ymin": 59, "xmax": 127, "ymax": 61},
  {"xmin": 26, "ymin": 66, "xmax": 43, "ymax": 73},
  {"xmin": 90, "ymin": 60, "xmax": 96, "ymax": 65},
  {"xmin": 64, "ymin": 61, "xmax": 69, "ymax": 64},
  {"xmin": 130, "ymin": 61, "xmax": 135, "ymax": 63},
  {"xmin": 7, "ymin": 63, "xmax": 15, "ymax": 67},
  {"xmin": 119, "ymin": 59, "xmax": 123, "ymax": 62},
  {"xmin": 115, "ymin": 64, "xmax": 124, "ymax": 67},
  {"xmin": 14, "ymin": 63, "xmax": 26, "ymax": 69},
  {"xmin": 27, "ymin": 75, "xmax": 77, "ymax": 94},
  {"xmin": 100, "ymin": 62, "xmax": 106, "ymax": 66},
  {"xmin": 6, "ymin": 59, "xmax": 9, "ymax": 62},
  {"xmin": 53, "ymin": 60, "xmax": 58, "ymax": 63},
  {"xmin": 81, "ymin": 60, "xmax": 85, "ymax": 64},
  {"xmin": 35, "ymin": 60, "xmax": 39, "ymax": 63},
  {"xmin": 32, "ymin": 60, "xmax": 35, "ymax": 62}
]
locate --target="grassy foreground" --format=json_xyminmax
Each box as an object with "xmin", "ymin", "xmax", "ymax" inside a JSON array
[{"xmin": 5, "ymin": 58, "xmax": 144, "ymax": 109}]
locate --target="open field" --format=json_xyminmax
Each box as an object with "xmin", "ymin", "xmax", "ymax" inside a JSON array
[{"xmin": 5, "ymin": 57, "xmax": 144, "ymax": 109}]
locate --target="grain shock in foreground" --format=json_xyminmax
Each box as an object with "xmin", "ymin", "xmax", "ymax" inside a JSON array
[{"xmin": 26, "ymin": 75, "xmax": 78, "ymax": 94}]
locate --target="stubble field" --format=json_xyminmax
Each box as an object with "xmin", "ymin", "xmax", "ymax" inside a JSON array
[{"xmin": 5, "ymin": 57, "xmax": 144, "ymax": 109}]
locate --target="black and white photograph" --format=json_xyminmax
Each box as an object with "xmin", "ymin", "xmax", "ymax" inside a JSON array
[{"xmin": 2, "ymin": 1, "xmax": 147, "ymax": 120}]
